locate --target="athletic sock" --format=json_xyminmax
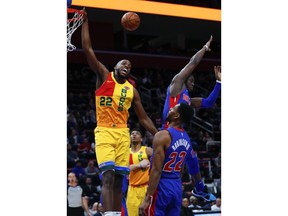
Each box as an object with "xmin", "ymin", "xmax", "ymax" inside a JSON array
[{"xmin": 195, "ymin": 180, "xmax": 205, "ymax": 192}]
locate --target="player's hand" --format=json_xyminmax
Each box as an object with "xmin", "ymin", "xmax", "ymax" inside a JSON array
[
  {"xmin": 139, "ymin": 196, "xmax": 151, "ymax": 216},
  {"xmin": 139, "ymin": 159, "xmax": 150, "ymax": 169},
  {"xmin": 214, "ymin": 65, "xmax": 221, "ymax": 81},
  {"xmin": 204, "ymin": 35, "xmax": 213, "ymax": 52},
  {"xmin": 82, "ymin": 7, "xmax": 87, "ymax": 22}
]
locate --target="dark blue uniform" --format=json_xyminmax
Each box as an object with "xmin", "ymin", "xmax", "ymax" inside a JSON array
[{"xmin": 149, "ymin": 127, "xmax": 198, "ymax": 216}]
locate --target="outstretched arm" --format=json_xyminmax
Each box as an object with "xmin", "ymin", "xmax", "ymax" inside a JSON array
[
  {"xmin": 81, "ymin": 9, "xmax": 109, "ymax": 86},
  {"xmin": 190, "ymin": 65, "xmax": 221, "ymax": 108},
  {"xmin": 139, "ymin": 130, "xmax": 170, "ymax": 216},
  {"xmin": 132, "ymin": 88, "xmax": 158, "ymax": 135},
  {"xmin": 169, "ymin": 36, "xmax": 213, "ymax": 97}
]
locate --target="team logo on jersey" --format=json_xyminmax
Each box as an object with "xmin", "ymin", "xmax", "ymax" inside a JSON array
[{"xmin": 118, "ymin": 88, "xmax": 128, "ymax": 111}]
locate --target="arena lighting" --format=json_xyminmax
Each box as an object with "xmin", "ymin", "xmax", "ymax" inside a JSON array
[{"xmin": 71, "ymin": 0, "xmax": 221, "ymax": 22}]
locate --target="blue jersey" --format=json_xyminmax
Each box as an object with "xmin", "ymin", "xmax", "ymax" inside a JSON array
[
  {"xmin": 161, "ymin": 127, "xmax": 195, "ymax": 178},
  {"xmin": 148, "ymin": 127, "xmax": 197, "ymax": 216},
  {"xmin": 161, "ymin": 86, "xmax": 190, "ymax": 129}
]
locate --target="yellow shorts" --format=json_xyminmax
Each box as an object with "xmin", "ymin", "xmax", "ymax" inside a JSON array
[
  {"xmin": 94, "ymin": 127, "xmax": 130, "ymax": 175},
  {"xmin": 126, "ymin": 184, "xmax": 148, "ymax": 216}
]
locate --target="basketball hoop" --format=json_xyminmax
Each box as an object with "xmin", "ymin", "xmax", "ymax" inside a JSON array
[{"xmin": 67, "ymin": 8, "xmax": 84, "ymax": 52}]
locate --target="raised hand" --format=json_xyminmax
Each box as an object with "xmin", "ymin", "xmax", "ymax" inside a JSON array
[
  {"xmin": 204, "ymin": 35, "xmax": 213, "ymax": 52},
  {"xmin": 214, "ymin": 65, "xmax": 221, "ymax": 81}
]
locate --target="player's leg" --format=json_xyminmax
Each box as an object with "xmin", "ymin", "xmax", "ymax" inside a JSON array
[
  {"xmin": 126, "ymin": 185, "xmax": 147, "ymax": 216},
  {"xmin": 114, "ymin": 128, "xmax": 130, "ymax": 213},
  {"xmin": 126, "ymin": 186, "xmax": 138, "ymax": 216},
  {"xmin": 94, "ymin": 127, "xmax": 117, "ymax": 212},
  {"xmin": 113, "ymin": 174, "xmax": 124, "ymax": 210},
  {"xmin": 190, "ymin": 155, "xmax": 216, "ymax": 201}
]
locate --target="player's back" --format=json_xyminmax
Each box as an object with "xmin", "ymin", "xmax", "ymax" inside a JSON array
[
  {"xmin": 150, "ymin": 127, "xmax": 192, "ymax": 215},
  {"xmin": 161, "ymin": 127, "xmax": 192, "ymax": 179}
]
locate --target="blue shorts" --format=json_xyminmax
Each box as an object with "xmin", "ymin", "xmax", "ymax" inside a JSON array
[{"xmin": 148, "ymin": 178, "xmax": 182, "ymax": 216}]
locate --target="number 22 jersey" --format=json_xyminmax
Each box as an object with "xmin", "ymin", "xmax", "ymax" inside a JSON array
[
  {"xmin": 161, "ymin": 127, "xmax": 197, "ymax": 179},
  {"xmin": 95, "ymin": 72, "xmax": 134, "ymax": 126}
]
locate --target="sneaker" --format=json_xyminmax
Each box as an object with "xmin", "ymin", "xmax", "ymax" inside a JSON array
[{"xmin": 192, "ymin": 186, "xmax": 216, "ymax": 202}]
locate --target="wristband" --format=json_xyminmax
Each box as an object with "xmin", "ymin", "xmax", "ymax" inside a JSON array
[{"xmin": 204, "ymin": 45, "xmax": 209, "ymax": 51}]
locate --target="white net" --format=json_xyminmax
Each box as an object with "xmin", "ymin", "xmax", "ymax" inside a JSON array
[{"xmin": 67, "ymin": 9, "xmax": 84, "ymax": 52}]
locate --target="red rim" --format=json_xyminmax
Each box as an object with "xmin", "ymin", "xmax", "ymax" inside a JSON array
[
  {"xmin": 67, "ymin": 8, "xmax": 84, "ymax": 22},
  {"xmin": 67, "ymin": 8, "xmax": 84, "ymax": 14}
]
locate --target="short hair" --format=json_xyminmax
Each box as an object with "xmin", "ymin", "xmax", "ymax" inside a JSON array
[
  {"xmin": 130, "ymin": 128, "xmax": 143, "ymax": 137},
  {"xmin": 178, "ymin": 103, "xmax": 194, "ymax": 125}
]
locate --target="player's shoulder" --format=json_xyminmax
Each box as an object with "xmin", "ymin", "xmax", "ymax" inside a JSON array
[{"xmin": 154, "ymin": 130, "xmax": 171, "ymax": 142}]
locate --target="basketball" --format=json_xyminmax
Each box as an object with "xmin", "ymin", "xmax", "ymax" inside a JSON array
[{"xmin": 121, "ymin": 12, "xmax": 140, "ymax": 31}]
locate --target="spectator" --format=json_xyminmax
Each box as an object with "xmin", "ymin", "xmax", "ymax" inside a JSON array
[
  {"xmin": 188, "ymin": 196, "xmax": 203, "ymax": 213},
  {"xmin": 67, "ymin": 143, "xmax": 79, "ymax": 168},
  {"xmin": 211, "ymin": 197, "xmax": 221, "ymax": 211},
  {"xmin": 72, "ymin": 160, "xmax": 86, "ymax": 178},
  {"xmin": 85, "ymin": 160, "xmax": 100, "ymax": 176},
  {"xmin": 82, "ymin": 176, "xmax": 100, "ymax": 206},
  {"xmin": 68, "ymin": 128, "xmax": 80, "ymax": 149},
  {"xmin": 180, "ymin": 198, "xmax": 193, "ymax": 216},
  {"xmin": 77, "ymin": 138, "xmax": 92, "ymax": 154}
]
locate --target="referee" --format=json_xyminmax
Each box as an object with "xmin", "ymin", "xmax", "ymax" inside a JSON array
[{"xmin": 67, "ymin": 172, "xmax": 91, "ymax": 216}]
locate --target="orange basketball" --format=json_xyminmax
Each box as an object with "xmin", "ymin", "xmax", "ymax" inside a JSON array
[{"xmin": 121, "ymin": 12, "xmax": 140, "ymax": 31}]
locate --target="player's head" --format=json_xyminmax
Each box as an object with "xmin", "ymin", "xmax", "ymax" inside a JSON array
[
  {"xmin": 185, "ymin": 74, "xmax": 195, "ymax": 92},
  {"xmin": 166, "ymin": 103, "xmax": 194, "ymax": 125},
  {"xmin": 114, "ymin": 59, "xmax": 132, "ymax": 79},
  {"xmin": 130, "ymin": 128, "xmax": 143, "ymax": 145}
]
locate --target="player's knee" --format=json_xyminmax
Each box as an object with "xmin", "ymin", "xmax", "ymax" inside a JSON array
[{"xmin": 102, "ymin": 170, "xmax": 114, "ymax": 187}]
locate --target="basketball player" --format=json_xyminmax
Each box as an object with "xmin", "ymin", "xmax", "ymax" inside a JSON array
[
  {"xmin": 139, "ymin": 103, "xmax": 209, "ymax": 216},
  {"xmin": 126, "ymin": 128, "xmax": 153, "ymax": 216},
  {"xmin": 81, "ymin": 10, "xmax": 158, "ymax": 216},
  {"xmin": 161, "ymin": 36, "xmax": 221, "ymax": 201}
]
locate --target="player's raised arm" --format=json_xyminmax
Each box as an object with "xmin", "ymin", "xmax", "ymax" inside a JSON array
[
  {"xmin": 81, "ymin": 9, "xmax": 109, "ymax": 86},
  {"xmin": 169, "ymin": 36, "xmax": 213, "ymax": 97},
  {"xmin": 190, "ymin": 65, "xmax": 221, "ymax": 108},
  {"xmin": 132, "ymin": 88, "xmax": 158, "ymax": 135}
]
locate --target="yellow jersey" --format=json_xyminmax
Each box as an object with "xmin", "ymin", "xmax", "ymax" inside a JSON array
[
  {"xmin": 129, "ymin": 146, "xmax": 149, "ymax": 186},
  {"xmin": 95, "ymin": 72, "xmax": 134, "ymax": 127}
]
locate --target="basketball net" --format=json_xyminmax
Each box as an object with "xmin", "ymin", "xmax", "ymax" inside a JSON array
[{"xmin": 67, "ymin": 8, "xmax": 84, "ymax": 52}]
